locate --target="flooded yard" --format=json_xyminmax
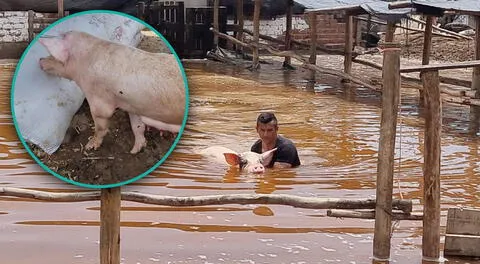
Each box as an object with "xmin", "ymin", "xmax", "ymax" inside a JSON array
[{"xmin": 1, "ymin": 57, "xmax": 480, "ymax": 264}]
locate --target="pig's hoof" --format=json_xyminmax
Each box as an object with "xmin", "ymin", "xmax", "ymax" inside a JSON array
[
  {"xmin": 130, "ymin": 141, "xmax": 147, "ymax": 154},
  {"xmin": 85, "ymin": 138, "xmax": 101, "ymax": 151}
]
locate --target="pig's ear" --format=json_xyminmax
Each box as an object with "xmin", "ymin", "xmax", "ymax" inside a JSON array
[
  {"xmin": 223, "ymin": 153, "xmax": 241, "ymax": 166},
  {"xmin": 38, "ymin": 37, "xmax": 69, "ymax": 63},
  {"xmin": 260, "ymin": 148, "xmax": 277, "ymax": 166}
]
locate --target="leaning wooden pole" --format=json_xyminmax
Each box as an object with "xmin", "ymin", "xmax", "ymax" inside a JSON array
[
  {"xmin": 372, "ymin": 25, "xmax": 400, "ymax": 263},
  {"xmin": 283, "ymin": 0, "xmax": 293, "ymax": 68},
  {"xmin": 252, "ymin": 0, "xmax": 261, "ymax": 69},
  {"xmin": 100, "ymin": 188, "xmax": 121, "ymax": 264},
  {"xmin": 420, "ymin": 16, "xmax": 433, "ymax": 105},
  {"xmin": 236, "ymin": 0, "xmax": 244, "ymax": 54},
  {"xmin": 57, "ymin": 0, "xmax": 64, "ymax": 18},
  {"xmin": 213, "ymin": 0, "xmax": 219, "ymax": 47},
  {"xmin": 343, "ymin": 14, "xmax": 353, "ymax": 82},
  {"xmin": 308, "ymin": 12, "xmax": 317, "ymax": 82},
  {"xmin": 422, "ymin": 69, "xmax": 441, "ymax": 263}
]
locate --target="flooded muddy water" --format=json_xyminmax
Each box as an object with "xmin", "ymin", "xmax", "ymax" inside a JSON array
[{"xmin": 1, "ymin": 58, "xmax": 480, "ymax": 264}]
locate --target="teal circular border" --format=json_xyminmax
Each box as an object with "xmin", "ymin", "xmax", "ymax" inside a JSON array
[{"xmin": 11, "ymin": 10, "xmax": 190, "ymax": 189}]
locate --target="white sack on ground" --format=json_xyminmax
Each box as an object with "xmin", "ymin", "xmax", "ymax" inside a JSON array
[{"xmin": 13, "ymin": 13, "xmax": 145, "ymax": 154}]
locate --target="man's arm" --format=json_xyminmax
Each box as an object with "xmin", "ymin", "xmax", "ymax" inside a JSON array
[{"xmin": 273, "ymin": 162, "xmax": 293, "ymax": 168}]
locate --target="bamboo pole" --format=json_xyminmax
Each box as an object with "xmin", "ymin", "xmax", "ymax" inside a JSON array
[
  {"xmin": 252, "ymin": 0, "xmax": 261, "ymax": 69},
  {"xmin": 422, "ymin": 70, "xmax": 441, "ymax": 263},
  {"xmin": 236, "ymin": 0, "xmax": 244, "ymax": 54},
  {"xmin": 308, "ymin": 12, "xmax": 317, "ymax": 81},
  {"xmin": 373, "ymin": 40, "xmax": 401, "ymax": 263},
  {"xmin": 420, "ymin": 16, "xmax": 433, "ymax": 104},
  {"xmin": 100, "ymin": 188, "xmax": 121, "ymax": 264},
  {"xmin": 213, "ymin": 0, "xmax": 219, "ymax": 47},
  {"xmin": 283, "ymin": 0, "xmax": 293, "ymax": 67},
  {"xmin": 57, "ymin": 0, "xmax": 64, "ymax": 18},
  {"xmin": 344, "ymin": 14, "xmax": 353, "ymax": 82}
]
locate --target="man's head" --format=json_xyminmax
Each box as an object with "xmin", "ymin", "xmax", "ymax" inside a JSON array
[{"xmin": 256, "ymin": 112, "xmax": 278, "ymax": 146}]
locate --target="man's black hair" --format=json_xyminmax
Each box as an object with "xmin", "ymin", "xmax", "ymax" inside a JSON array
[{"xmin": 256, "ymin": 112, "xmax": 278, "ymax": 125}]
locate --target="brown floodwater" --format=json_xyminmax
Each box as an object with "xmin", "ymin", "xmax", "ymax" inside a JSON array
[{"xmin": 1, "ymin": 58, "xmax": 480, "ymax": 264}]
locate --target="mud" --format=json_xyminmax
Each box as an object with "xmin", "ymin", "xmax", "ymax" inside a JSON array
[
  {"xmin": 395, "ymin": 33, "xmax": 475, "ymax": 62},
  {"xmin": 28, "ymin": 29, "xmax": 179, "ymax": 186}
]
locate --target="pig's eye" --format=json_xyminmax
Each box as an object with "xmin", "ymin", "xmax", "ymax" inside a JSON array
[{"xmin": 239, "ymin": 158, "xmax": 248, "ymax": 169}]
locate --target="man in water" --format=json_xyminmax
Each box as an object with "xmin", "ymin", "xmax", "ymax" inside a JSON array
[{"xmin": 251, "ymin": 112, "xmax": 301, "ymax": 168}]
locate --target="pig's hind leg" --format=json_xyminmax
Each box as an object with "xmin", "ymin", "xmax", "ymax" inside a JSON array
[
  {"xmin": 85, "ymin": 100, "xmax": 115, "ymax": 151},
  {"xmin": 128, "ymin": 113, "xmax": 147, "ymax": 154}
]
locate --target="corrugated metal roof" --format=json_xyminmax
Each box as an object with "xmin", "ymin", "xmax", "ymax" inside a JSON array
[
  {"xmin": 412, "ymin": 0, "xmax": 480, "ymax": 13},
  {"xmin": 294, "ymin": 0, "xmax": 380, "ymax": 11},
  {"xmin": 294, "ymin": 0, "xmax": 411, "ymax": 21}
]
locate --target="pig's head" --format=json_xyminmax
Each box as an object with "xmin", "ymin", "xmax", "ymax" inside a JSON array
[
  {"xmin": 223, "ymin": 148, "xmax": 277, "ymax": 174},
  {"xmin": 38, "ymin": 31, "xmax": 88, "ymax": 64}
]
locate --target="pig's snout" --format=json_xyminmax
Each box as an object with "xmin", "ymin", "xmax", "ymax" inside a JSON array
[{"xmin": 249, "ymin": 164, "xmax": 265, "ymax": 174}]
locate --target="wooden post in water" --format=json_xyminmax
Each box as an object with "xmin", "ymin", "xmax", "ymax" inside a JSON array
[
  {"xmin": 252, "ymin": 0, "xmax": 261, "ymax": 69},
  {"xmin": 420, "ymin": 16, "xmax": 434, "ymax": 105},
  {"xmin": 308, "ymin": 12, "xmax": 317, "ymax": 82},
  {"xmin": 343, "ymin": 14, "xmax": 353, "ymax": 82},
  {"xmin": 470, "ymin": 16, "xmax": 480, "ymax": 134},
  {"xmin": 100, "ymin": 188, "xmax": 121, "ymax": 264},
  {"xmin": 57, "ymin": 0, "xmax": 64, "ymax": 18},
  {"xmin": 422, "ymin": 69, "xmax": 441, "ymax": 263},
  {"xmin": 372, "ymin": 25, "xmax": 400, "ymax": 263},
  {"xmin": 236, "ymin": 0, "xmax": 244, "ymax": 54},
  {"xmin": 283, "ymin": 0, "xmax": 293, "ymax": 68},
  {"xmin": 213, "ymin": 0, "xmax": 219, "ymax": 47}
]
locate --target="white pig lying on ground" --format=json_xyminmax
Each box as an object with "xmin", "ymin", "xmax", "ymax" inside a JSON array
[
  {"xmin": 200, "ymin": 146, "xmax": 277, "ymax": 174},
  {"xmin": 38, "ymin": 31, "xmax": 186, "ymax": 154}
]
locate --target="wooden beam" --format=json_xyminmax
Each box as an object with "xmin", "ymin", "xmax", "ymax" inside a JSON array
[
  {"xmin": 409, "ymin": 15, "xmax": 473, "ymax": 40},
  {"xmin": 353, "ymin": 16, "xmax": 460, "ymax": 40},
  {"xmin": 444, "ymin": 234, "xmax": 480, "ymax": 257},
  {"xmin": 137, "ymin": 1, "xmax": 145, "ymax": 20},
  {"xmin": 472, "ymin": 16, "xmax": 480, "ymax": 98},
  {"xmin": 236, "ymin": 0, "xmax": 244, "ymax": 54},
  {"xmin": 100, "ymin": 188, "xmax": 121, "ymax": 264},
  {"xmin": 284, "ymin": 0, "xmax": 293, "ymax": 67},
  {"xmin": 373, "ymin": 42, "xmax": 401, "ymax": 262},
  {"xmin": 213, "ymin": 0, "xmax": 219, "ymax": 46},
  {"xmin": 0, "ymin": 187, "xmax": 414, "ymax": 212},
  {"xmin": 388, "ymin": 1, "xmax": 412, "ymax": 9},
  {"xmin": 327, "ymin": 209, "xmax": 423, "ymax": 221},
  {"xmin": 420, "ymin": 15, "xmax": 434, "ymax": 104},
  {"xmin": 400, "ymin": 60, "xmax": 480, "ymax": 73},
  {"xmin": 344, "ymin": 15, "xmax": 353, "ymax": 80},
  {"xmin": 471, "ymin": 16, "xmax": 480, "ymax": 133},
  {"xmin": 57, "ymin": 0, "xmax": 64, "ymax": 18},
  {"xmin": 252, "ymin": 0, "xmax": 261, "ymax": 69},
  {"xmin": 28, "ymin": 10, "xmax": 34, "ymax": 42},
  {"xmin": 309, "ymin": 12, "xmax": 317, "ymax": 81},
  {"xmin": 422, "ymin": 70, "xmax": 441, "ymax": 262}
]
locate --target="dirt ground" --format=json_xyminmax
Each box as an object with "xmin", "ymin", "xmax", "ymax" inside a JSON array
[
  {"xmin": 393, "ymin": 32, "xmax": 475, "ymax": 62},
  {"xmin": 31, "ymin": 29, "xmax": 178, "ymax": 187}
]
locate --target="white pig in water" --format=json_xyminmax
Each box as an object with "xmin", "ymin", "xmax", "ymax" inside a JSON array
[
  {"xmin": 37, "ymin": 30, "xmax": 185, "ymax": 154},
  {"xmin": 201, "ymin": 146, "xmax": 277, "ymax": 174}
]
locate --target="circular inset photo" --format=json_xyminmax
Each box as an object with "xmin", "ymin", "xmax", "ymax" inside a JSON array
[{"xmin": 11, "ymin": 10, "xmax": 189, "ymax": 188}]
